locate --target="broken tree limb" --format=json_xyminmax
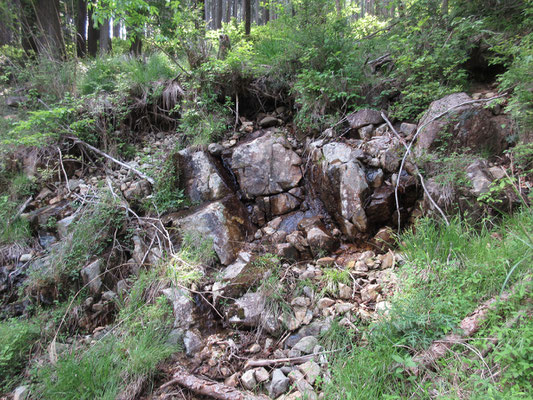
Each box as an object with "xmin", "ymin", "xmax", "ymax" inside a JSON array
[
  {"xmin": 408, "ymin": 278, "xmax": 531, "ymax": 376},
  {"xmin": 67, "ymin": 136, "xmax": 155, "ymax": 185},
  {"xmin": 244, "ymin": 354, "xmax": 314, "ymax": 369},
  {"xmin": 160, "ymin": 367, "xmax": 262, "ymax": 400}
]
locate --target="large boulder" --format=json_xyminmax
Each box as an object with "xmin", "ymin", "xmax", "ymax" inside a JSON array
[
  {"xmin": 174, "ymin": 148, "xmax": 232, "ymax": 203},
  {"xmin": 347, "ymin": 109, "xmax": 384, "ymax": 130},
  {"xmin": 416, "ymin": 92, "xmax": 509, "ymax": 155},
  {"xmin": 165, "ymin": 196, "xmax": 254, "ymax": 265},
  {"xmin": 310, "ymin": 141, "xmax": 369, "ymax": 237},
  {"xmin": 230, "ymin": 132, "xmax": 303, "ymax": 199}
]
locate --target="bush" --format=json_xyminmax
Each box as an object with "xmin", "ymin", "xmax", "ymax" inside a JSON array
[{"xmin": 0, "ymin": 318, "xmax": 40, "ymax": 391}]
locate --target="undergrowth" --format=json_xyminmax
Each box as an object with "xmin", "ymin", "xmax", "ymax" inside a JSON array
[{"xmin": 323, "ymin": 206, "xmax": 533, "ymax": 399}]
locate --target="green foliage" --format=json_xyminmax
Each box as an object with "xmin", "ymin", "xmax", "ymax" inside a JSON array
[
  {"xmin": 165, "ymin": 231, "xmax": 216, "ymax": 286},
  {"xmin": 0, "ymin": 174, "xmax": 36, "ymax": 244},
  {"xmin": 27, "ymin": 191, "xmax": 125, "ymax": 294},
  {"xmin": 0, "ymin": 318, "xmax": 40, "ymax": 392},
  {"xmin": 80, "ymin": 53, "xmax": 177, "ymax": 97},
  {"xmin": 33, "ymin": 267, "xmax": 175, "ymax": 399},
  {"xmin": 150, "ymin": 149, "xmax": 186, "ymax": 213},
  {"xmin": 324, "ymin": 207, "xmax": 533, "ymax": 398}
]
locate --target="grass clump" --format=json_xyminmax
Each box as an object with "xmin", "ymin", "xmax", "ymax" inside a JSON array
[
  {"xmin": 33, "ymin": 268, "xmax": 176, "ymax": 399},
  {"xmin": 0, "ymin": 318, "xmax": 40, "ymax": 392},
  {"xmin": 323, "ymin": 207, "xmax": 533, "ymax": 399},
  {"xmin": 27, "ymin": 191, "xmax": 125, "ymax": 296},
  {"xmin": 165, "ymin": 231, "xmax": 216, "ymax": 287}
]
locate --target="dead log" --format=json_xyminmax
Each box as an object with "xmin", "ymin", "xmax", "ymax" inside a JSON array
[
  {"xmin": 408, "ymin": 278, "xmax": 531, "ymax": 375},
  {"xmin": 244, "ymin": 354, "xmax": 314, "ymax": 369},
  {"xmin": 160, "ymin": 367, "xmax": 264, "ymax": 400}
]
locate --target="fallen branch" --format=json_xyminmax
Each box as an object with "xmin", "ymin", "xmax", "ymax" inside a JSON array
[
  {"xmin": 67, "ymin": 136, "xmax": 155, "ymax": 185},
  {"xmin": 408, "ymin": 278, "xmax": 530, "ymax": 375},
  {"xmin": 160, "ymin": 367, "xmax": 262, "ymax": 400},
  {"xmin": 13, "ymin": 196, "xmax": 33, "ymax": 220},
  {"xmin": 244, "ymin": 354, "xmax": 314, "ymax": 369}
]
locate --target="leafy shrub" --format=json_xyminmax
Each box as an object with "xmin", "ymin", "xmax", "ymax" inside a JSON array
[
  {"xmin": 27, "ymin": 191, "xmax": 125, "ymax": 294},
  {"xmin": 0, "ymin": 318, "xmax": 40, "ymax": 391}
]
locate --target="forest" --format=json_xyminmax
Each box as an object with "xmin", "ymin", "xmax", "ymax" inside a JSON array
[{"xmin": 0, "ymin": 0, "xmax": 532, "ymax": 399}]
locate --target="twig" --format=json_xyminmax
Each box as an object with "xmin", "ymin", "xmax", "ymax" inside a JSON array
[
  {"xmin": 381, "ymin": 95, "xmax": 506, "ymax": 231},
  {"xmin": 57, "ymin": 146, "xmax": 71, "ymax": 193},
  {"xmin": 243, "ymin": 347, "xmax": 343, "ymax": 369},
  {"xmin": 67, "ymin": 136, "xmax": 155, "ymax": 185}
]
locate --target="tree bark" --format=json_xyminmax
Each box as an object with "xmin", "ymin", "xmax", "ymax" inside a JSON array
[
  {"xmin": 113, "ymin": 19, "xmax": 120, "ymax": 39},
  {"xmin": 33, "ymin": 0, "xmax": 65, "ymax": 58},
  {"xmin": 99, "ymin": 18, "xmax": 112, "ymax": 53},
  {"xmin": 76, "ymin": 0, "xmax": 87, "ymax": 57},
  {"xmin": 244, "ymin": 0, "xmax": 251, "ymax": 35},
  {"xmin": 87, "ymin": 7, "xmax": 99, "ymax": 57},
  {"xmin": 442, "ymin": 0, "xmax": 448, "ymax": 15},
  {"xmin": 335, "ymin": 0, "xmax": 342, "ymax": 16},
  {"xmin": 215, "ymin": 0, "xmax": 223, "ymax": 28},
  {"xmin": 263, "ymin": 0, "xmax": 270, "ymax": 24}
]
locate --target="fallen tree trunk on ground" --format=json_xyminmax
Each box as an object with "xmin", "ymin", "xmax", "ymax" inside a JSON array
[{"xmin": 160, "ymin": 367, "xmax": 266, "ymax": 400}]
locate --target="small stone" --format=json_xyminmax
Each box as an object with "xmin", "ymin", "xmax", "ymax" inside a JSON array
[
  {"xmin": 317, "ymin": 298, "xmax": 335, "ymax": 310},
  {"xmin": 19, "ymin": 253, "xmax": 32, "ymax": 262},
  {"xmin": 248, "ymin": 343, "xmax": 261, "ymax": 354},
  {"xmin": 81, "ymin": 259, "xmax": 102, "ymax": 294},
  {"xmin": 269, "ymin": 369, "xmax": 290, "ymax": 398},
  {"xmin": 375, "ymin": 301, "xmax": 391, "ymax": 316},
  {"xmin": 225, "ymin": 373, "xmax": 239, "ymax": 387},
  {"xmin": 298, "ymin": 360, "xmax": 321, "ymax": 384},
  {"xmin": 208, "ymin": 143, "xmax": 224, "ymax": 156},
  {"xmin": 335, "ymin": 302, "xmax": 354, "ymax": 314},
  {"xmin": 361, "ymin": 284, "xmax": 381, "ymax": 302},
  {"xmin": 255, "ymin": 367, "xmax": 270, "ymax": 383},
  {"xmin": 13, "ymin": 386, "xmax": 29, "ymax": 400},
  {"xmin": 292, "ymin": 336, "xmax": 318, "ymax": 354},
  {"xmin": 241, "ymin": 370, "xmax": 257, "ymax": 390},
  {"xmin": 288, "ymin": 348, "xmax": 302, "ymax": 358},
  {"xmin": 183, "ymin": 330, "xmax": 203, "ymax": 357},
  {"xmin": 338, "ymin": 283, "xmax": 352, "ymax": 300},
  {"xmin": 291, "ymin": 297, "xmax": 310, "ymax": 307}
]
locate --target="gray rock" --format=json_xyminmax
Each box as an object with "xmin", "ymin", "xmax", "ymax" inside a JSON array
[
  {"xmin": 183, "ymin": 330, "xmax": 204, "ymax": 357},
  {"xmin": 270, "ymin": 193, "xmax": 301, "ymax": 215},
  {"xmin": 230, "ymin": 132, "xmax": 302, "ymax": 199},
  {"xmin": 306, "ymin": 227, "xmax": 337, "ymax": 253},
  {"xmin": 400, "ymin": 122, "xmax": 417, "ymax": 137},
  {"xmin": 259, "ymin": 116, "xmax": 281, "ymax": 128},
  {"xmin": 13, "ymin": 386, "xmax": 29, "ymax": 400},
  {"xmin": 19, "ymin": 253, "xmax": 32, "ymax": 263},
  {"xmin": 416, "ymin": 92, "xmax": 509, "ymax": 155},
  {"xmin": 298, "ymin": 360, "xmax": 321, "ymax": 384},
  {"xmin": 162, "ymin": 288, "xmax": 195, "ymax": 329},
  {"xmin": 347, "ymin": 109, "xmax": 384, "ymax": 130},
  {"xmin": 312, "ymin": 142, "xmax": 369, "ymax": 236},
  {"xmin": 227, "ymin": 292, "xmax": 266, "ymax": 327},
  {"xmin": 175, "ymin": 148, "xmax": 231, "ymax": 202},
  {"xmin": 292, "ymin": 336, "xmax": 318, "ymax": 354},
  {"xmin": 466, "ymin": 160, "xmax": 493, "ymax": 196},
  {"xmin": 166, "ymin": 196, "xmax": 254, "ymax": 265},
  {"xmin": 166, "ymin": 328, "xmax": 183, "ymax": 346},
  {"xmin": 269, "ymin": 369, "xmax": 290, "ymax": 398},
  {"xmin": 81, "ymin": 260, "xmax": 102, "ymax": 294},
  {"xmin": 255, "ymin": 367, "xmax": 270, "ymax": 383},
  {"xmin": 241, "ymin": 370, "xmax": 257, "ymax": 390}
]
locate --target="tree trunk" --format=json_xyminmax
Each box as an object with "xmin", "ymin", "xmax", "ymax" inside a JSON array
[
  {"xmin": 215, "ymin": 0, "xmax": 223, "ymax": 28},
  {"xmin": 113, "ymin": 19, "xmax": 120, "ymax": 39},
  {"xmin": 335, "ymin": 0, "xmax": 342, "ymax": 16},
  {"xmin": 225, "ymin": 0, "xmax": 231, "ymax": 22},
  {"xmin": 99, "ymin": 18, "xmax": 111, "ymax": 53},
  {"xmin": 233, "ymin": 0, "xmax": 238, "ymax": 19},
  {"xmin": 263, "ymin": 1, "xmax": 270, "ymax": 24},
  {"xmin": 76, "ymin": 0, "xmax": 87, "ymax": 57},
  {"xmin": 33, "ymin": 0, "xmax": 65, "ymax": 58},
  {"xmin": 87, "ymin": 8, "xmax": 99, "ymax": 57},
  {"xmin": 442, "ymin": 0, "xmax": 448, "ymax": 14},
  {"xmin": 244, "ymin": 0, "xmax": 251, "ymax": 35}
]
